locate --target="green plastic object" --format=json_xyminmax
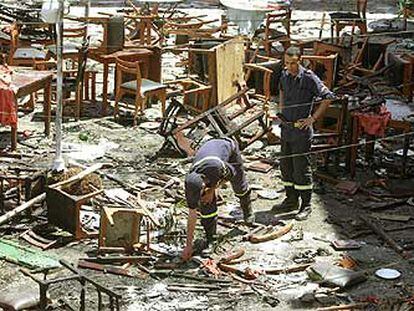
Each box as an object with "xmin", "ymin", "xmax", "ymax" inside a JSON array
[{"xmin": 0, "ymin": 239, "xmax": 60, "ymax": 270}]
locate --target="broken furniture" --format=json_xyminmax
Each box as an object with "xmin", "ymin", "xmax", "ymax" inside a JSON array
[
  {"xmin": 0, "ymin": 168, "xmax": 46, "ymax": 212},
  {"xmin": 46, "ymin": 164, "xmax": 105, "ymax": 240},
  {"xmin": 166, "ymin": 79, "xmax": 212, "ymax": 114},
  {"xmin": 0, "ymin": 238, "xmax": 60, "ymax": 270},
  {"xmin": 302, "ymin": 53, "xmax": 338, "ymax": 89},
  {"xmin": 330, "ymin": 0, "xmax": 368, "ymax": 44},
  {"xmin": 348, "ymin": 105, "xmax": 412, "ymax": 178},
  {"xmin": 160, "ymin": 87, "xmax": 271, "ymax": 156},
  {"xmin": 99, "ymin": 207, "xmax": 148, "ymax": 252},
  {"xmin": 253, "ymin": 9, "xmax": 291, "ymax": 57},
  {"xmin": 162, "ymin": 16, "xmax": 226, "ymax": 43},
  {"xmin": 46, "ymin": 186, "xmax": 101, "ymax": 240},
  {"xmin": 312, "ymin": 98, "xmax": 348, "ymax": 167},
  {"xmin": 8, "ymin": 22, "xmax": 52, "ymax": 67},
  {"xmin": 126, "ymin": 14, "xmax": 161, "ymax": 46},
  {"xmin": 45, "ymin": 23, "xmax": 88, "ymax": 69},
  {"xmin": 114, "ymin": 56, "xmax": 167, "ymax": 124},
  {"xmin": 7, "ymin": 69, "xmax": 52, "ymax": 150},
  {"xmin": 188, "ymin": 39, "xmax": 245, "ymax": 108},
  {"xmin": 386, "ymin": 40, "xmax": 414, "ymax": 100},
  {"xmin": 33, "ymin": 52, "xmax": 98, "ymax": 120},
  {"xmin": 313, "ymin": 40, "xmax": 352, "ymax": 69},
  {"xmin": 20, "ymin": 259, "xmax": 122, "ymax": 311},
  {"xmin": 245, "ymin": 52, "xmax": 283, "ymax": 99},
  {"xmin": 338, "ymin": 37, "xmax": 395, "ymax": 90}
]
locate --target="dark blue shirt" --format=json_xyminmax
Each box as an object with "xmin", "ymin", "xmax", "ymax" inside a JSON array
[
  {"xmin": 280, "ymin": 65, "xmax": 334, "ymax": 122},
  {"xmin": 279, "ymin": 66, "xmax": 335, "ymax": 140},
  {"xmin": 185, "ymin": 138, "xmax": 248, "ymax": 209}
]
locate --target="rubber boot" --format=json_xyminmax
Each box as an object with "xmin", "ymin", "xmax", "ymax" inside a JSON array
[
  {"xmin": 239, "ymin": 189, "xmax": 255, "ymax": 224},
  {"xmin": 295, "ymin": 190, "xmax": 312, "ymax": 221},
  {"xmin": 272, "ymin": 186, "xmax": 299, "ymax": 212}
]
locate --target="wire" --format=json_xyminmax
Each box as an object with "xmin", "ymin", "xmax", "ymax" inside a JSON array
[{"xmin": 276, "ymin": 130, "xmax": 414, "ymax": 160}]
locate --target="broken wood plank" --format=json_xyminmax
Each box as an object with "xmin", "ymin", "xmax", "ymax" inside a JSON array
[
  {"xmin": 218, "ymin": 248, "xmax": 245, "ymax": 264},
  {"xmin": 167, "ymin": 286, "xmax": 211, "ymax": 292},
  {"xmin": 370, "ymin": 212, "xmax": 411, "ymax": 222},
  {"xmin": 249, "ymin": 223, "xmax": 293, "ymax": 243},
  {"xmin": 360, "ymin": 215, "xmax": 410, "ymax": 258},
  {"xmin": 316, "ymin": 303, "xmax": 369, "ymax": 310},
  {"xmin": 364, "ymin": 199, "xmax": 407, "ymax": 211},
  {"xmin": 168, "ymin": 283, "xmax": 222, "ymax": 290},
  {"xmin": 0, "ymin": 193, "xmax": 46, "ymax": 226},
  {"xmin": 77, "ymin": 260, "xmax": 134, "ymax": 277},
  {"xmin": 265, "ymin": 264, "xmax": 311, "ymax": 275},
  {"xmin": 80, "ymin": 255, "xmax": 153, "ymax": 264}
]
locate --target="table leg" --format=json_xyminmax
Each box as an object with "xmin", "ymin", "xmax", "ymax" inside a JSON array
[
  {"xmin": 102, "ymin": 62, "xmax": 109, "ymax": 116},
  {"xmin": 11, "ymin": 125, "xmax": 17, "ymax": 151},
  {"xmin": 44, "ymin": 79, "xmax": 51, "ymax": 137}
]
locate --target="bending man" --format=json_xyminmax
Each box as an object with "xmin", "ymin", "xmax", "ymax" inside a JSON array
[{"xmin": 182, "ymin": 138, "xmax": 253, "ymax": 261}]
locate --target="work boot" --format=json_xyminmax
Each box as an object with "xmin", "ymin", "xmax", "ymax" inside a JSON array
[
  {"xmin": 272, "ymin": 187, "xmax": 299, "ymax": 212},
  {"xmin": 295, "ymin": 190, "xmax": 312, "ymax": 221},
  {"xmin": 239, "ymin": 190, "xmax": 255, "ymax": 224}
]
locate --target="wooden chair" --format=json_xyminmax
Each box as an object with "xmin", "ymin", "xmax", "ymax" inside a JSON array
[
  {"xmin": 45, "ymin": 24, "xmax": 87, "ymax": 68},
  {"xmin": 166, "ymin": 79, "xmax": 212, "ymax": 114},
  {"xmin": 312, "ymin": 98, "xmax": 348, "ymax": 166},
  {"xmin": 114, "ymin": 57, "xmax": 167, "ymax": 124},
  {"xmin": 8, "ymin": 22, "xmax": 51, "ymax": 66},
  {"xmin": 301, "ymin": 54, "xmax": 338, "ymax": 89},
  {"xmin": 33, "ymin": 39, "xmax": 91, "ymax": 120},
  {"xmin": 330, "ymin": 0, "xmax": 368, "ymax": 44},
  {"xmin": 253, "ymin": 9, "xmax": 291, "ymax": 56}
]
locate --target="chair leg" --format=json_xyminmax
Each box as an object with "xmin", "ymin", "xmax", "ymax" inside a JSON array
[
  {"xmin": 134, "ymin": 96, "xmax": 143, "ymax": 126},
  {"xmin": 114, "ymin": 91, "xmax": 122, "ymax": 121},
  {"xmin": 159, "ymin": 90, "xmax": 166, "ymax": 117},
  {"xmin": 91, "ymin": 72, "xmax": 96, "ymax": 102},
  {"xmin": 75, "ymin": 86, "xmax": 82, "ymax": 120}
]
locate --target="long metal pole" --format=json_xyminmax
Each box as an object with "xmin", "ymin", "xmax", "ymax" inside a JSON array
[{"xmin": 52, "ymin": 0, "xmax": 66, "ymax": 172}]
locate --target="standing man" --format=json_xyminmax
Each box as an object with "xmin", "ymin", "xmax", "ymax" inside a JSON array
[
  {"xmin": 275, "ymin": 46, "xmax": 335, "ymax": 220},
  {"xmin": 181, "ymin": 138, "xmax": 254, "ymax": 261}
]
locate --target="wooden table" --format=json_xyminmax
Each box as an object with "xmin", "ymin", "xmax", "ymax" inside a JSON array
[
  {"xmin": 90, "ymin": 48, "xmax": 159, "ymax": 115},
  {"xmin": 10, "ymin": 70, "xmax": 52, "ymax": 150}
]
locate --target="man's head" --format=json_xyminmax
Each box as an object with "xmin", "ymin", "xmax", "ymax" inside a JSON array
[
  {"xmin": 185, "ymin": 172, "xmax": 217, "ymax": 208},
  {"xmin": 284, "ymin": 46, "xmax": 302, "ymax": 76}
]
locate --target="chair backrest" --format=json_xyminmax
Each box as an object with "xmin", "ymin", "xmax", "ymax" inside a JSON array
[
  {"xmin": 63, "ymin": 25, "xmax": 87, "ymax": 40},
  {"xmin": 265, "ymin": 9, "xmax": 291, "ymax": 36},
  {"xmin": 115, "ymin": 56, "xmax": 143, "ymax": 92},
  {"xmin": 313, "ymin": 98, "xmax": 347, "ymax": 140}
]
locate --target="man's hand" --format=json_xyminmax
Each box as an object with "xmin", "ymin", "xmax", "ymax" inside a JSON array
[
  {"xmin": 181, "ymin": 245, "xmax": 193, "ymax": 261},
  {"xmin": 297, "ymin": 116, "xmax": 315, "ymax": 130}
]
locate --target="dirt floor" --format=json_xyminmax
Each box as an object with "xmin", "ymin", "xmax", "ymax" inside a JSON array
[{"xmin": 1, "ymin": 1, "xmax": 414, "ymax": 310}]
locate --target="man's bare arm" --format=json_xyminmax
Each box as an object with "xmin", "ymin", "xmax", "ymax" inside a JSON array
[{"xmin": 182, "ymin": 208, "xmax": 198, "ymax": 261}]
